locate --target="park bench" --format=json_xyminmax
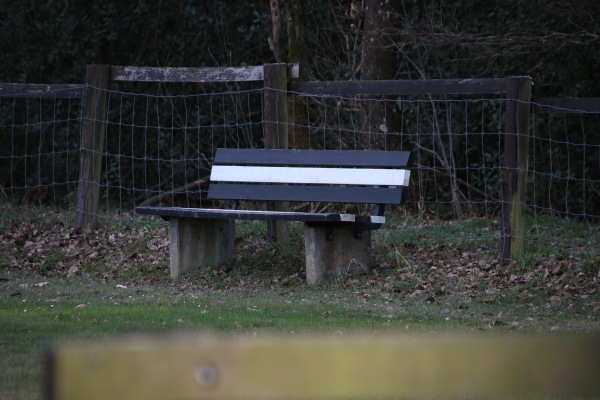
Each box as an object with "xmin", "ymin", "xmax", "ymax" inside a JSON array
[{"xmin": 136, "ymin": 148, "xmax": 413, "ymax": 283}]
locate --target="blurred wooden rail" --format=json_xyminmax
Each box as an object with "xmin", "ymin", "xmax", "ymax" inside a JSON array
[{"xmin": 45, "ymin": 333, "xmax": 600, "ymax": 400}]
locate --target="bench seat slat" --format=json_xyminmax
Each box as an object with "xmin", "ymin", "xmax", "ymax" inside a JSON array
[
  {"xmin": 214, "ymin": 148, "xmax": 413, "ymax": 168},
  {"xmin": 136, "ymin": 206, "xmax": 385, "ymax": 224},
  {"xmin": 211, "ymin": 166, "xmax": 411, "ymax": 187},
  {"xmin": 208, "ymin": 184, "xmax": 406, "ymax": 204}
]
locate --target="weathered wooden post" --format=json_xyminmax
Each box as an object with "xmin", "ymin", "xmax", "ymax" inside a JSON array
[
  {"xmin": 501, "ymin": 77, "xmax": 532, "ymax": 264},
  {"xmin": 263, "ymin": 63, "xmax": 289, "ymax": 242},
  {"xmin": 75, "ymin": 65, "xmax": 110, "ymax": 233}
]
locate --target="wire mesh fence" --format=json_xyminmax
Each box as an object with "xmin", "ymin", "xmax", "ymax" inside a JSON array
[
  {"xmin": 1, "ymin": 82, "xmax": 598, "ymax": 260},
  {"xmin": 0, "ymin": 92, "xmax": 82, "ymax": 207},
  {"xmin": 99, "ymin": 83, "xmax": 265, "ymax": 214}
]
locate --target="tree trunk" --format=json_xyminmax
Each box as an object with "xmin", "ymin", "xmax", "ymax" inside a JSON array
[
  {"xmin": 268, "ymin": 0, "xmax": 284, "ymax": 63},
  {"xmin": 359, "ymin": 0, "xmax": 402, "ymax": 150},
  {"xmin": 283, "ymin": 0, "xmax": 311, "ymax": 149}
]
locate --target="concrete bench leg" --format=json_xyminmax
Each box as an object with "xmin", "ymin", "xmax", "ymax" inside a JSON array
[
  {"xmin": 304, "ymin": 224, "xmax": 372, "ymax": 284},
  {"xmin": 169, "ymin": 218, "xmax": 234, "ymax": 279}
]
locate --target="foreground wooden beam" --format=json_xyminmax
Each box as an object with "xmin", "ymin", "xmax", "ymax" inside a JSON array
[{"xmin": 46, "ymin": 333, "xmax": 600, "ymax": 400}]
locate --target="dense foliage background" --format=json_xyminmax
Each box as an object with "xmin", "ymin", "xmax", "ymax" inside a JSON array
[
  {"xmin": 1, "ymin": 1, "xmax": 599, "ymax": 217},
  {"xmin": 1, "ymin": 0, "xmax": 599, "ymax": 96}
]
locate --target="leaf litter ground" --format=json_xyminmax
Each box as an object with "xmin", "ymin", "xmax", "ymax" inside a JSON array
[{"xmin": 1, "ymin": 214, "xmax": 599, "ymax": 333}]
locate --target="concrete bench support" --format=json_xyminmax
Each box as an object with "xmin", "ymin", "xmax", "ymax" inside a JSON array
[
  {"xmin": 304, "ymin": 224, "xmax": 371, "ymax": 284},
  {"xmin": 169, "ymin": 218, "xmax": 234, "ymax": 278}
]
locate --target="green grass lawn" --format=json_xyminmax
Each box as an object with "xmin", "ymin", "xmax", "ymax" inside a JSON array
[
  {"xmin": 1, "ymin": 213, "xmax": 599, "ymax": 399},
  {"xmin": 2, "ymin": 274, "xmax": 598, "ymax": 399}
]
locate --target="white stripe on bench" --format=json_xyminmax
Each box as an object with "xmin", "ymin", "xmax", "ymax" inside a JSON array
[{"xmin": 211, "ymin": 166, "xmax": 411, "ymax": 187}]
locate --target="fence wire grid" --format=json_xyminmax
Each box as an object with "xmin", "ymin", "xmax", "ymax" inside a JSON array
[{"xmin": 1, "ymin": 85, "xmax": 599, "ymax": 258}]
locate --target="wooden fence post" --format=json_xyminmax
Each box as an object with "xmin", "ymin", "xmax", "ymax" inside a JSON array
[
  {"xmin": 263, "ymin": 64, "xmax": 289, "ymax": 242},
  {"xmin": 75, "ymin": 65, "xmax": 110, "ymax": 233},
  {"xmin": 501, "ymin": 77, "xmax": 532, "ymax": 264}
]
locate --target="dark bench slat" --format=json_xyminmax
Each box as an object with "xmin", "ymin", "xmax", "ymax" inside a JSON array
[
  {"xmin": 208, "ymin": 184, "xmax": 406, "ymax": 204},
  {"xmin": 214, "ymin": 148, "xmax": 413, "ymax": 168},
  {"xmin": 136, "ymin": 206, "xmax": 384, "ymax": 224}
]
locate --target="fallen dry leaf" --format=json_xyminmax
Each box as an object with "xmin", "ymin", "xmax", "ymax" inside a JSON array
[{"xmin": 67, "ymin": 266, "xmax": 79, "ymax": 278}]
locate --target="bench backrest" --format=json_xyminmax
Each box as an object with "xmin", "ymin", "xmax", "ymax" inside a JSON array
[{"xmin": 207, "ymin": 148, "xmax": 413, "ymax": 206}]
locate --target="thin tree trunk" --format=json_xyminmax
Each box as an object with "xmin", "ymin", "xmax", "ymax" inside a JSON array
[
  {"xmin": 268, "ymin": 0, "xmax": 284, "ymax": 63},
  {"xmin": 359, "ymin": 0, "xmax": 402, "ymax": 150},
  {"xmin": 283, "ymin": 0, "xmax": 311, "ymax": 149}
]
